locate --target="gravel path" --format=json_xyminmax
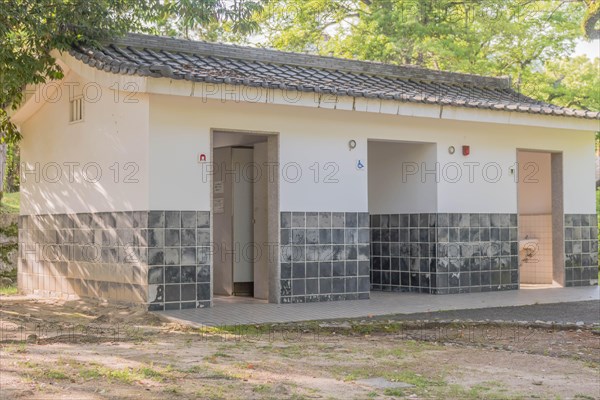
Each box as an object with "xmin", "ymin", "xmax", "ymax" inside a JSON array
[{"xmin": 379, "ymin": 300, "xmax": 600, "ymax": 324}]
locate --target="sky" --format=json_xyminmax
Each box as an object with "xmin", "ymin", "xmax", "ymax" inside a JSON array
[{"xmin": 574, "ymin": 39, "xmax": 600, "ymax": 59}]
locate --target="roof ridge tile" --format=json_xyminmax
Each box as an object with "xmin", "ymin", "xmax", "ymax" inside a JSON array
[{"xmin": 64, "ymin": 34, "xmax": 600, "ymax": 121}]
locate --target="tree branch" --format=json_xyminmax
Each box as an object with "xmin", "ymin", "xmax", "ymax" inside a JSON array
[{"xmin": 583, "ymin": 1, "xmax": 600, "ymax": 39}]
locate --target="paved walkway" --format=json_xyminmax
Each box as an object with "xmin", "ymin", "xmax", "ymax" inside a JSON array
[
  {"xmin": 374, "ymin": 300, "xmax": 600, "ymax": 324},
  {"xmin": 160, "ymin": 286, "xmax": 599, "ymax": 326}
]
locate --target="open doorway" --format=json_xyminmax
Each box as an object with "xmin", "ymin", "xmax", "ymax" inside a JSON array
[
  {"xmin": 517, "ymin": 150, "xmax": 564, "ymax": 288},
  {"xmin": 368, "ymin": 139, "xmax": 438, "ymax": 293},
  {"xmin": 211, "ymin": 130, "xmax": 279, "ymax": 303}
]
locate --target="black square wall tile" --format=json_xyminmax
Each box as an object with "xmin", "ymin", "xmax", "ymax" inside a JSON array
[
  {"xmin": 197, "ymin": 266, "xmax": 210, "ymax": 282},
  {"xmin": 292, "ymin": 263, "xmax": 305, "ymax": 279},
  {"xmin": 165, "ymin": 285, "xmax": 180, "ymax": 302},
  {"xmin": 292, "ymin": 212, "xmax": 305, "ymax": 227},
  {"xmin": 292, "ymin": 279, "xmax": 305, "ymax": 296},
  {"xmin": 181, "ymin": 284, "xmax": 196, "ymax": 301},
  {"xmin": 149, "ymin": 211, "xmax": 165, "ymax": 228},
  {"xmin": 197, "ymin": 283, "xmax": 210, "ymax": 300},
  {"xmin": 165, "ymin": 266, "xmax": 181, "ymax": 283},
  {"xmin": 332, "ymin": 278, "xmax": 345, "ymax": 293},
  {"xmin": 148, "ymin": 267, "xmax": 164, "ymax": 284},
  {"xmin": 320, "ymin": 278, "xmax": 332, "ymax": 294},
  {"xmin": 345, "ymin": 213, "xmax": 358, "ymax": 228},
  {"xmin": 281, "ymin": 212, "xmax": 291, "ymax": 228},
  {"xmin": 306, "ymin": 212, "xmax": 319, "ymax": 228},
  {"xmin": 306, "ymin": 262, "xmax": 319, "ymax": 278},
  {"xmin": 306, "ymin": 279, "xmax": 319, "ymax": 295},
  {"xmin": 165, "ymin": 211, "xmax": 181, "ymax": 228},
  {"xmin": 181, "ymin": 211, "xmax": 196, "ymax": 228},
  {"xmin": 181, "ymin": 266, "xmax": 196, "ymax": 283},
  {"xmin": 358, "ymin": 213, "xmax": 369, "ymax": 228},
  {"xmin": 181, "ymin": 229, "xmax": 196, "ymax": 246},
  {"xmin": 197, "ymin": 211, "xmax": 210, "ymax": 228},
  {"xmin": 165, "ymin": 229, "xmax": 180, "ymax": 246}
]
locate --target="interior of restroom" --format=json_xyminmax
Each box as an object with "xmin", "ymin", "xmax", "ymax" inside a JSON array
[
  {"xmin": 517, "ymin": 150, "xmax": 560, "ymax": 287},
  {"xmin": 212, "ymin": 131, "xmax": 273, "ymax": 301},
  {"xmin": 367, "ymin": 140, "xmax": 438, "ymax": 293}
]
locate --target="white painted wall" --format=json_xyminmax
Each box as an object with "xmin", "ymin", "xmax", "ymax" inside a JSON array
[
  {"xmin": 517, "ymin": 151, "xmax": 552, "ymax": 215},
  {"xmin": 434, "ymin": 124, "xmax": 595, "ymax": 214},
  {"xmin": 19, "ymin": 71, "xmax": 149, "ymax": 215},
  {"xmin": 368, "ymin": 141, "xmax": 437, "ymax": 214},
  {"xmin": 147, "ymin": 94, "xmax": 596, "ymax": 214},
  {"xmin": 148, "ymin": 96, "xmax": 212, "ymax": 210},
  {"xmin": 148, "ymin": 94, "xmax": 371, "ymax": 212},
  {"xmin": 18, "ymin": 69, "xmax": 596, "ymax": 216}
]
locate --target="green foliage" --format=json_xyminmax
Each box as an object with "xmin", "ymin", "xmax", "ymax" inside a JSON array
[
  {"xmin": 0, "ymin": 241, "xmax": 17, "ymax": 264},
  {"xmin": 0, "ymin": 1, "xmax": 266, "ymax": 144},
  {"xmin": 260, "ymin": 1, "xmax": 583, "ymax": 70},
  {"xmin": 0, "ymin": 221, "xmax": 18, "ymax": 238},
  {"xmin": 154, "ymin": 0, "xmax": 265, "ymax": 42},
  {"xmin": 258, "ymin": 0, "xmax": 597, "ymax": 111},
  {"xmin": 528, "ymin": 56, "xmax": 600, "ymax": 111},
  {"xmin": 4, "ymin": 142, "xmax": 19, "ymax": 192},
  {"xmin": 0, "ymin": 0, "xmax": 597, "ymax": 147},
  {"xmin": 0, "ymin": 0, "xmax": 163, "ymax": 143},
  {"xmin": 0, "ymin": 191, "xmax": 19, "ymax": 214},
  {"xmin": 582, "ymin": 0, "xmax": 600, "ymax": 39}
]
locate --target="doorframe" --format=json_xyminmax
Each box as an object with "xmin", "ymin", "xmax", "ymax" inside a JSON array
[
  {"xmin": 515, "ymin": 149, "xmax": 564, "ymax": 287},
  {"xmin": 210, "ymin": 128, "xmax": 281, "ymax": 304}
]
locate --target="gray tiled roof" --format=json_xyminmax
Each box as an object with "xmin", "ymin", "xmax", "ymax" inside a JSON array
[{"xmin": 69, "ymin": 33, "xmax": 600, "ymax": 120}]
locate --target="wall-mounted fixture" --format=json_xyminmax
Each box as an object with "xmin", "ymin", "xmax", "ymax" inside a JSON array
[
  {"xmin": 448, "ymin": 146, "xmax": 455, "ymax": 155},
  {"xmin": 348, "ymin": 140, "xmax": 357, "ymax": 150},
  {"xmin": 462, "ymin": 145, "xmax": 470, "ymax": 156},
  {"xmin": 519, "ymin": 238, "xmax": 539, "ymax": 262},
  {"xmin": 69, "ymin": 97, "xmax": 84, "ymax": 123}
]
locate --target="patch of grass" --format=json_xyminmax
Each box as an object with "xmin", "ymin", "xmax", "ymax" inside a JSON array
[
  {"xmin": 212, "ymin": 351, "xmax": 233, "ymax": 358},
  {"xmin": 273, "ymin": 344, "xmax": 305, "ymax": 359},
  {"xmin": 0, "ymin": 192, "xmax": 19, "ymax": 214},
  {"xmin": 77, "ymin": 363, "xmax": 168, "ymax": 384},
  {"xmin": 138, "ymin": 365, "xmax": 164, "ymax": 380},
  {"xmin": 2, "ymin": 343, "xmax": 27, "ymax": 354},
  {"xmin": 44, "ymin": 369, "xmax": 69, "ymax": 380},
  {"xmin": 19, "ymin": 362, "xmax": 71, "ymax": 381},
  {"xmin": 194, "ymin": 386, "xmax": 226, "ymax": 400},
  {"xmin": 103, "ymin": 368, "xmax": 137, "ymax": 383},
  {"xmin": 252, "ymin": 384, "xmax": 272, "ymax": 393},
  {"xmin": 383, "ymin": 388, "xmax": 406, "ymax": 397},
  {"xmin": 329, "ymin": 366, "xmax": 371, "ymax": 382},
  {"xmin": 0, "ymin": 285, "xmax": 18, "ymax": 295},
  {"xmin": 384, "ymin": 370, "xmax": 445, "ymax": 388},
  {"xmin": 374, "ymin": 340, "xmax": 438, "ymax": 359},
  {"xmin": 79, "ymin": 368, "xmax": 102, "ymax": 379},
  {"xmin": 424, "ymin": 381, "xmax": 521, "ymax": 400},
  {"xmin": 163, "ymin": 386, "xmax": 181, "ymax": 394},
  {"xmin": 184, "ymin": 365, "xmax": 206, "ymax": 374},
  {"xmin": 204, "ymin": 370, "xmax": 237, "ymax": 380}
]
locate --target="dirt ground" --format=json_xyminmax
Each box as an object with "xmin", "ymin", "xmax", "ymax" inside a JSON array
[{"xmin": 1, "ymin": 295, "xmax": 599, "ymax": 400}]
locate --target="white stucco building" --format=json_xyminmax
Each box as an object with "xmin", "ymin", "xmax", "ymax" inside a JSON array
[{"xmin": 10, "ymin": 34, "xmax": 599, "ymax": 310}]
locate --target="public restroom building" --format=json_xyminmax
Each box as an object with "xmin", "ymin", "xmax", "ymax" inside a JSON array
[{"xmin": 10, "ymin": 34, "xmax": 599, "ymax": 310}]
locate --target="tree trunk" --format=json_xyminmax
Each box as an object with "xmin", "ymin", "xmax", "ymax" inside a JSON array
[{"xmin": 0, "ymin": 143, "xmax": 6, "ymax": 204}]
